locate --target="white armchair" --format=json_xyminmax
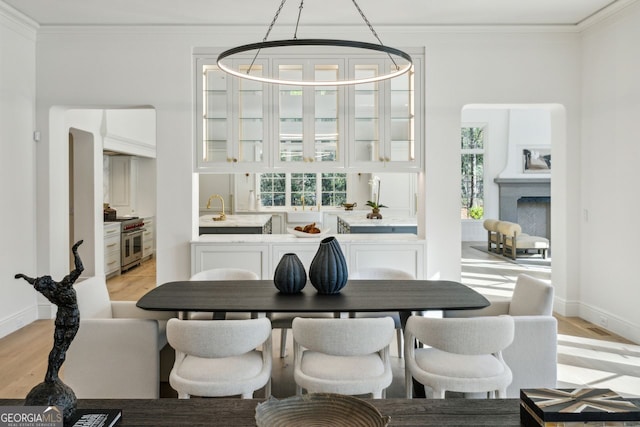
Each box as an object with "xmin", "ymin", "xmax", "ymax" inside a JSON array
[
  {"xmin": 64, "ymin": 276, "xmax": 176, "ymax": 398},
  {"xmin": 292, "ymin": 317, "xmax": 395, "ymax": 398},
  {"xmin": 444, "ymin": 274, "xmax": 557, "ymax": 397}
]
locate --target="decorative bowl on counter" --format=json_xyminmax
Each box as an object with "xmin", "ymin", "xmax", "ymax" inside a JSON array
[{"xmin": 287, "ymin": 227, "xmax": 330, "ymax": 238}]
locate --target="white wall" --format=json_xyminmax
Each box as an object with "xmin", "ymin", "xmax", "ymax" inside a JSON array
[
  {"xmin": 30, "ymin": 26, "xmax": 578, "ymax": 309},
  {"xmin": 3, "ymin": 5, "xmax": 639, "ymax": 341},
  {"xmin": 580, "ymin": 1, "xmax": 640, "ymax": 342},
  {"xmin": 0, "ymin": 5, "xmax": 37, "ymax": 337}
]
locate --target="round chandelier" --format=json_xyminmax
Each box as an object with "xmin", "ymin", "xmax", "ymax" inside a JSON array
[{"xmin": 216, "ymin": 0, "xmax": 413, "ymax": 86}]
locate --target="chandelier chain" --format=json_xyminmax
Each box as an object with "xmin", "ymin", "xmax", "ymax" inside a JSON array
[
  {"xmin": 350, "ymin": 0, "xmax": 398, "ymax": 69},
  {"xmin": 293, "ymin": 0, "xmax": 304, "ymax": 40},
  {"xmin": 262, "ymin": 0, "xmax": 288, "ymax": 42}
]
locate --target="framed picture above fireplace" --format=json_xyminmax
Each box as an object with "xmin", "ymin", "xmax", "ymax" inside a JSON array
[{"xmin": 522, "ymin": 148, "xmax": 551, "ymax": 173}]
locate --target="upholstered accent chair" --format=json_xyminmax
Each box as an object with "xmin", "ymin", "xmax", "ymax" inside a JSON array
[
  {"xmin": 404, "ymin": 315, "xmax": 515, "ymax": 399},
  {"xmin": 497, "ymin": 220, "xmax": 549, "ymax": 260},
  {"xmin": 350, "ymin": 267, "xmax": 416, "ymax": 358},
  {"xmin": 483, "ymin": 219, "xmax": 502, "ymax": 253},
  {"xmin": 444, "ymin": 273, "xmax": 557, "ymax": 397},
  {"xmin": 166, "ymin": 317, "xmax": 272, "ymax": 399},
  {"xmin": 65, "ymin": 276, "xmax": 176, "ymax": 398},
  {"xmin": 189, "ymin": 268, "xmax": 259, "ymax": 320},
  {"xmin": 292, "ymin": 317, "xmax": 395, "ymax": 398}
]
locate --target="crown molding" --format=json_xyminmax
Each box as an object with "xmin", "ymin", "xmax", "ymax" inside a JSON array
[
  {"xmin": 0, "ymin": 1, "xmax": 38, "ymax": 39},
  {"xmin": 577, "ymin": 0, "xmax": 639, "ymax": 31}
]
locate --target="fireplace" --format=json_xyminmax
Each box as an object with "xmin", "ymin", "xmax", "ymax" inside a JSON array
[{"xmin": 494, "ymin": 178, "xmax": 550, "ymax": 239}]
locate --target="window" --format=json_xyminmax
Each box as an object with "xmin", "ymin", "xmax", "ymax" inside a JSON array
[
  {"xmin": 460, "ymin": 126, "xmax": 485, "ymax": 220},
  {"xmin": 259, "ymin": 173, "xmax": 347, "ymax": 208}
]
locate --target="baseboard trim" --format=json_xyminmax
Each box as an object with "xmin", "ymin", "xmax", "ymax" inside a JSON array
[
  {"xmin": 0, "ymin": 306, "xmax": 39, "ymax": 339},
  {"xmin": 579, "ymin": 303, "xmax": 640, "ymax": 344}
]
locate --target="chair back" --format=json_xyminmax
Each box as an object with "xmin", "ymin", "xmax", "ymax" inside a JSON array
[
  {"xmin": 350, "ymin": 268, "xmax": 415, "ymax": 280},
  {"xmin": 497, "ymin": 221, "xmax": 521, "ymax": 237},
  {"xmin": 74, "ymin": 276, "xmax": 113, "ymax": 319},
  {"xmin": 406, "ymin": 315, "xmax": 514, "ymax": 356},
  {"xmin": 509, "ymin": 274, "xmax": 554, "ymax": 316},
  {"xmin": 167, "ymin": 318, "xmax": 271, "ymax": 358},
  {"xmin": 292, "ymin": 317, "xmax": 395, "ymax": 356},
  {"xmin": 190, "ymin": 268, "xmax": 259, "ymax": 281}
]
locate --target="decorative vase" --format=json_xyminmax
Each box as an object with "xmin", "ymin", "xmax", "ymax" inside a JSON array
[
  {"xmin": 367, "ymin": 208, "xmax": 383, "ymax": 219},
  {"xmin": 273, "ymin": 253, "xmax": 307, "ymax": 294},
  {"xmin": 309, "ymin": 236, "xmax": 348, "ymax": 294}
]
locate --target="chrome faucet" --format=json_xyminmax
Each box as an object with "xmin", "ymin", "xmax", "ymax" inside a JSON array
[{"xmin": 206, "ymin": 194, "xmax": 226, "ymax": 221}]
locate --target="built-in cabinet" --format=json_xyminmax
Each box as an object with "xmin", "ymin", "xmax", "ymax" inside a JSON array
[
  {"xmin": 142, "ymin": 216, "xmax": 155, "ymax": 260},
  {"xmin": 195, "ymin": 52, "xmax": 423, "ymax": 173},
  {"xmin": 109, "ymin": 155, "xmax": 138, "ymax": 215},
  {"xmin": 104, "ymin": 222, "xmax": 121, "ymax": 277},
  {"xmin": 192, "ymin": 235, "xmax": 425, "ymax": 279}
]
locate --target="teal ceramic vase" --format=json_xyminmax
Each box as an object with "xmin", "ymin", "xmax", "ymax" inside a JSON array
[
  {"xmin": 273, "ymin": 253, "xmax": 307, "ymax": 294},
  {"xmin": 309, "ymin": 236, "xmax": 348, "ymax": 294}
]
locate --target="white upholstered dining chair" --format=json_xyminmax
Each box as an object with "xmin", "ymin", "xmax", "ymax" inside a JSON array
[
  {"xmin": 350, "ymin": 267, "xmax": 415, "ymax": 358},
  {"xmin": 404, "ymin": 315, "xmax": 515, "ymax": 399},
  {"xmin": 166, "ymin": 317, "xmax": 272, "ymax": 399},
  {"xmin": 188, "ymin": 268, "xmax": 259, "ymax": 320},
  {"xmin": 292, "ymin": 317, "xmax": 395, "ymax": 398}
]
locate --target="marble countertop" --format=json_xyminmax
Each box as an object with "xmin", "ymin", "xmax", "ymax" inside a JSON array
[
  {"xmin": 337, "ymin": 212, "xmax": 417, "ymax": 227},
  {"xmin": 199, "ymin": 214, "xmax": 272, "ymax": 228},
  {"xmin": 192, "ymin": 233, "xmax": 422, "ymax": 244}
]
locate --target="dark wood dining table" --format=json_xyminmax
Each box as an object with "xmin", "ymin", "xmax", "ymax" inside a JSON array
[
  {"xmin": 136, "ymin": 279, "xmax": 490, "ymax": 319},
  {"xmin": 0, "ymin": 397, "xmax": 522, "ymax": 426}
]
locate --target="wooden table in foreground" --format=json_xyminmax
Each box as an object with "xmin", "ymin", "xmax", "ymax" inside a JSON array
[
  {"xmin": 0, "ymin": 398, "xmax": 523, "ymax": 426},
  {"xmin": 136, "ymin": 279, "xmax": 490, "ymax": 318}
]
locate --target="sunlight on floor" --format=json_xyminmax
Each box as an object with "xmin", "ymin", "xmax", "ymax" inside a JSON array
[{"xmin": 461, "ymin": 242, "xmax": 640, "ymax": 398}]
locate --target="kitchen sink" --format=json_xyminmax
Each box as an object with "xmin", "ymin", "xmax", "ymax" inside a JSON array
[{"xmin": 286, "ymin": 211, "xmax": 323, "ymax": 224}]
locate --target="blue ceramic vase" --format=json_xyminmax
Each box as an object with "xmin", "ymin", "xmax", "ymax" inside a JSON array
[
  {"xmin": 309, "ymin": 236, "xmax": 348, "ymax": 294},
  {"xmin": 273, "ymin": 253, "xmax": 307, "ymax": 294}
]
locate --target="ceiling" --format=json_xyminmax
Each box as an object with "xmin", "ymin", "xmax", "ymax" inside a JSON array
[{"xmin": 1, "ymin": 0, "xmax": 627, "ymax": 27}]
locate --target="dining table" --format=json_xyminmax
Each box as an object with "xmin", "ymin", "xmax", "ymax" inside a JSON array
[{"xmin": 136, "ymin": 279, "xmax": 490, "ymax": 319}]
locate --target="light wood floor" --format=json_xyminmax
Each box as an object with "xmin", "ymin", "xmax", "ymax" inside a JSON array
[{"xmin": 0, "ymin": 249, "xmax": 635, "ymax": 399}]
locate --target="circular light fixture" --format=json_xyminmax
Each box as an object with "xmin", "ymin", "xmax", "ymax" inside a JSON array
[{"xmin": 217, "ymin": 39, "xmax": 413, "ymax": 86}]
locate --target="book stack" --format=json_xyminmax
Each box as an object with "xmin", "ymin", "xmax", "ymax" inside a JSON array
[{"xmin": 521, "ymin": 388, "xmax": 640, "ymax": 427}]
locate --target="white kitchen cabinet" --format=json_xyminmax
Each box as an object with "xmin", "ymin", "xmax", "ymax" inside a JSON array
[
  {"xmin": 109, "ymin": 155, "xmax": 138, "ymax": 215},
  {"xmin": 273, "ymin": 60, "xmax": 346, "ymax": 171},
  {"xmin": 348, "ymin": 242, "xmax": 424, "ymax": 279},
  {"xmin": 142, "ymin": 216, "xmax": 155, "ymax": 260},
  {"xmin": 195, "ymin": 58, "xmax": 269, "ymax": 172},
  {"xmin": 191, "ymin": 244, "xmax": 269, "ymax": 279},
  {"xmin": 194, "ymin": 50, "xmax": 424, "ymax": 174},
  {"xmin": 347, "ymin": 58, "xmax": 423, "ymax": 172},
  {"xmin": 192, "ymin": 234, "xmax": 426, "ymax": 280},
  {"xmin": 104, "ymin": 222, "xmax": 121, "ymax": 277}
]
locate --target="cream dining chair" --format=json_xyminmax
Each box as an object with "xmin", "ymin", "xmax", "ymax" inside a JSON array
[
  {"xmin": 188, "ymin": 268, "xmax": 259, "ymax": 320},
  {"xmin": 350, "ymin": 267, "xmax": 416, "ymax": 358},
  {"xmin": 404, "ymin": 315, "xmax": 515, "ymax": 399},
  {"xmin": 166, "ymin": 317, "xmax": 272, "ymax": 399},
  {"xmin": 292, "ymin": 317, "xmax": 395, "ymax": 398}
]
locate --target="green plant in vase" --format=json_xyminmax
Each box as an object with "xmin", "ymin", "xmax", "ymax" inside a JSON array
[{"xmin": 366, "ymin": 177, "xmax": 386, "ymax": 219}]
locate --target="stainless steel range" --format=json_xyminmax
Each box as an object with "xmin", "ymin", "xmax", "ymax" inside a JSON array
[{"xmin": 112, "ymin": 217, "xmax": 146, "ymax": 272}]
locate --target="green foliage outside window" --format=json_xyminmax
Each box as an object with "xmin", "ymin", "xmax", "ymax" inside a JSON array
[{"xmin": 461, "ymin": 127, "xmax": 485, "ymax": 220}]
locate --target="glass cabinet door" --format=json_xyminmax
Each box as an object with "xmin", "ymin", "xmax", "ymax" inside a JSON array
[
  {"xmin": 278, "ymin": 65, "xmax": 305, "ymax": 163},
  {"xmin": 351, "ymin": 63, "xmax": 383, "ymax": 163},
  {"xmin": 202, "ymin": 65, "xmax": 230, "ymax": 164},
  {"xmin": 314, "ymin": 65, "xmax": 340, "ymax": 163},
  {"xmin": 387, "ymin": 65, "xmax": 415, "ymax": 163},
  {"xmin": 236, "ymin": 63, "xmax": 265, "ymax": 164},
  {"xmin": 275, "ymin": 60, "xmax": 344, "ymax": 169}
]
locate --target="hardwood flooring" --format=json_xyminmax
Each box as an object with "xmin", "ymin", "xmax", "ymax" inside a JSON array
[{"xmin": 1, "ymin": 248, "xmax": 637, "ymax": 399}]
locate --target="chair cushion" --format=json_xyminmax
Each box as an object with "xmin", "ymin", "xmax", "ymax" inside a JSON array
[
  {"xmin": 415, "ymin": 348, "xmax": 506, "ymax": 378},
  {"xmin": 176, "ymin": 351, "xmax": 264, "ymax": 382},
  {"xmin": 301, "ymin": 352, "xmax": 385, "ymax": 380}
]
